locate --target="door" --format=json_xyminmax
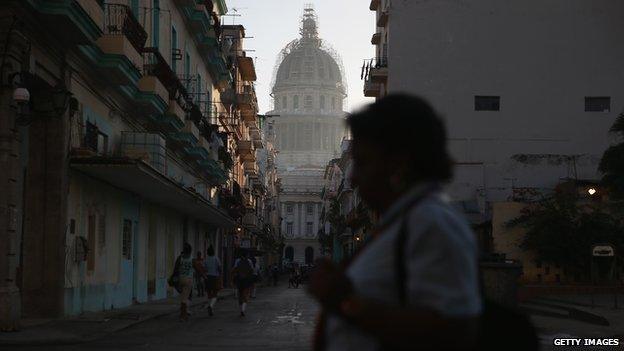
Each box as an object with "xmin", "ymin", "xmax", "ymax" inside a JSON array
[{"xmin": 120, "ymin": 197, "xmax": 140, "ymax": 306}]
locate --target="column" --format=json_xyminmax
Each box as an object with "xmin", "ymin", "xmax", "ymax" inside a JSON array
[{"xmin": 0, "ymin": 86, "xmax": 21, "ymax": 330}]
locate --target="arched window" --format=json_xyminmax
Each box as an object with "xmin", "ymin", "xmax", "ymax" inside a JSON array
[
  {"xmin": 285, "ymin": 246, "xmax": 294, "ymax": 262},
  {"xmin": 293, "ymin": 95, "xmax": 299, "ymax": 109},
  {"xmin": 305, "ymin": 247, "xmax": 314, "ymax": 265},
  {"xmin": 320, "ymin": 95, "xmax": 325, "ymax": 110}
]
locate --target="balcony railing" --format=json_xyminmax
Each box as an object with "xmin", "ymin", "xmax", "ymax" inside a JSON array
[
  {"xmin": 361, "ymin": 56, "xmax": 388, "ymax": 82},
  {"xmin": 103, "ymin": 3, "xmax": 148, "ymax": 53},
  {"xmin": 143, "ymin": 48, "xmax": 193, "ymax": 110}
]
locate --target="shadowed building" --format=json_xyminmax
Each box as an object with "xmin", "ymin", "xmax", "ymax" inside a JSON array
[{"xmin": 267, "ymin": 5, "xmax": 347, "ymax": 265}]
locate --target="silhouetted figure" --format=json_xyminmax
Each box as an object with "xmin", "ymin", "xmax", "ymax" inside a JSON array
[
  {"xmin": 309, "ymin": 94, "xmax": 482, "ymax": 350},
  {"xmin": 232, "ymin": 252, "xmax": 254, "ymax": 317}
]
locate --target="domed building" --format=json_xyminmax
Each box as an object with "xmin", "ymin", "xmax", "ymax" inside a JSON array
[{"xmin": 267, "ymin": 6, "xmax": 347, "ymax": 265}]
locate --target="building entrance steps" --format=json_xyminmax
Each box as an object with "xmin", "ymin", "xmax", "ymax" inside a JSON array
[{"xmin": 0, "ymin": 289, "xmax": 235, "ymax": 346}]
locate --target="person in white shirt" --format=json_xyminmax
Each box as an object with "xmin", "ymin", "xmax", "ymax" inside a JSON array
[{"xmin": 309, "ymin": 94, "xmax": 482, "ymax": 351}]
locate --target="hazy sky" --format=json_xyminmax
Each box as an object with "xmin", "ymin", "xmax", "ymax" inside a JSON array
[{"xmin": 223, "ymin": 0, "xmax": 375, "ymax": 114}]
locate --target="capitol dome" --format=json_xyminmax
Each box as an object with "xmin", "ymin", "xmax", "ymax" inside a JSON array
[{"xmin": 271, "ymin": 7, "xmax": 347, "ymax": 98}]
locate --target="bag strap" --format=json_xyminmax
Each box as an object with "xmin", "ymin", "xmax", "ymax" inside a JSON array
[{"xmin": 393, "ymin": 185, "xmax": 440, "ymax": 305}]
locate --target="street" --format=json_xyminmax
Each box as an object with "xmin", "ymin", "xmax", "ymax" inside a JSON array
[{"xmin": 18, "ymin": 284, "xmax": 317, "ymax": 351}]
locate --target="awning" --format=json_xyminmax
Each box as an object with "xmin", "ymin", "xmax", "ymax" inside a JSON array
[
  {"xmin": 237, "ymin": 56, "xmax": 257, "ymax": 81},
  {"xmin": 70, "ymin": 157, "xmax": 236, "ymax": 228}
]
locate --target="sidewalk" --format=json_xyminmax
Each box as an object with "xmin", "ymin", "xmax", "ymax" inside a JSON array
[{"xmin": 0, "ymin": 289, "xmax": 235, "ymax": 347}]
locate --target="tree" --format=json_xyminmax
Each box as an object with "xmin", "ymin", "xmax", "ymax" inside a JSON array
[
  {"xmin": 599, "ymin": 113, "xmax": 624, "ymax": 199},
  {"xmin": 507, "ymin": 193, "xmax": 624, "ymax": 279}
]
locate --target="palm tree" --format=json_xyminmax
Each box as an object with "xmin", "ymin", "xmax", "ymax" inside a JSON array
[{"xmin": 599, "ymin": 113, "xmax": 624, "ymax": 199}]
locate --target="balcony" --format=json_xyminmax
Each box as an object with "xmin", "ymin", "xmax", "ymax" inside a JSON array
[
  {"xmin": 142, "ymin": 47, "xmax": 185, "ymax": 98},
  {"xmin": 137, "ymin": 75, "xmax": 169, "ymax": 113},
  {"xmin": 158, "ymin": 99, "xmax": 185, "ymax": 131},
  {"xmin": 362, "ymin": 57, "xmax": 388, "ymax": 83},
  {"xmin": 171, "ymin": 119, "xmax": 200, "ymax": 147},
  {"xmin": 371, "ymin": 32, "xmax": 381, "ymax": 45},
  {"xmin": 186, "ymin": 136, "xmax": 210, "ymax": 160},
  {"xmin": 71, "ymin": 158, "xmax": 235, "ymax": 227},
  {"xmin": 364, "ymin": 81, "xmax": 382, "ymax": 98},
  {"xmin": 242, "ymin": 212, "xmax": 259, "ymax": 229},
  {"xmin": 101, "ymin": 4, "xmax": 147, "ymax": 53},
  {"xmin": 120, "ymin": 132, "xmax": 167, "ymax": 174},
  {"xmin": 243, "ymin": 160, "xmax": 258, "ymax": 176},
  {"xmin": 93, "ymin": 4, "xmax": 146, "ymax": 85},
  {"xmin": 237, "ymin": 140, "xmax": 255, "ymax": 162},
  {"xmin": 237, "ymin": 56, "xmax": 257, "ymax": 81},
  {"xmin": 220, "ymin": 88, "xmax": 236, "ymax": 106},
  {"xmin": 237, "ymin": 84, "xmax": 258, "ymax": 121},
  {"xmin": 377, "ymin": 11, "xmax": 389, "ymax": 27},
  {"xmin": 27, "ymin": 0, "xmax": 103, "ymax": 44},
  {"xmin": 190, "ymin": 3, "xmax": 212, "ymax": 34},
  {"xmin": 199, "ymin": 159, "xmax": 228, "ymax": 186}
]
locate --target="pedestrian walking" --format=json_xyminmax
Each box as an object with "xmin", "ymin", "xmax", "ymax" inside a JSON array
[
  {"xmin": 308, "ymin": 94, "xmax": 483, "ymax": 350},
  {"xmin": 174, "ymin": 243, "xmax": 195, "ymax": 322},
  {"xmin": 203, "ymin": 246, "xmax": 222, "ymax": 316},
  {"xmin": 232, "ymin": 252, "xmax": 254, "ymax": 317},
  {"xmin": 193, "ymin": 251, "xmax": 206, "ymax": 297}
]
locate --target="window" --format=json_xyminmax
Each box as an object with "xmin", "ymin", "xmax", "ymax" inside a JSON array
[
  {"xmin": 152, "ymin": 0, "xmax": 160, "ymax": 47},
  {"xmin": 122, "ymin": 219, "xmax": 133, "ymax": 260},
  {"xmin": 331, "ymin": 97, "xmax": 336, "ymax": 110},
  {"xmin": 304, "ymin": 95, "xmax": 313, "ymax": 109},
  {"xmin": 535, "ymin": 260, "xmax": 542, "ymax": 268},
  {"xmin": 286, "ymin": 204, "xmax": 293, "ymax": 214},
  {"xmin": 306, "ymin": 222, "xmax": 314, "ymax": 236},
  {"xmin": 307, "ymin": 203, "xmax": 314, "ymax": 215},
  {"xmin": 171, "ymin": 26, "xmax": 177, "ymax": 73},
  {"xmin": 293, "ymin": 95, "xmax": 299, "ymax": 109},
  {"xmin": 85, "ymin": 121, "xmax": 98, "ymax": 151},
  {"xmin": 585, "ymin": 97, "xmax": 610, "ymax": 112},
  {"xmin": 475, "ymin": 96, "xmax": 500, "ymax": 111},
  {"xmin": 545, "ymin": 266, "xmax": 550, "ymax": 275},
  {"xmin": 320, "ymin": 95, "xmax": 325, "ymax": 110},
  {"xmin": 286, "ymin": 222, "xmax": 293, "ymax": 236},
  {"xmin": 85, "ymin": 121, "xmax": 108, "ymax": 155},
  {"xmin": 282, "ymin": 96, "xmax": 287, "ymax": 109}
]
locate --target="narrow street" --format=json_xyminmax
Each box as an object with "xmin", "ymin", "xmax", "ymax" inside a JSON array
[{"xmin": 20, "ymin": 283, "xmax": 317, "ymax": 351}]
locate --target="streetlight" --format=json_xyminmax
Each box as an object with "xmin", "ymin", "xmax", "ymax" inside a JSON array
[{"xmin": 588, "ymin": 187, "xmax": 597, "ymax": 196}]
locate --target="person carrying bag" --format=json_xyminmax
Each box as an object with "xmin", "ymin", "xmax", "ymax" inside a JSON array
[{"xmin": 308, "ymin": 95, "xmax": 537, "ymax": 351}]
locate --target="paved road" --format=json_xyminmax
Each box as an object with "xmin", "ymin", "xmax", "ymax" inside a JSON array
[{"xmin": 20, "ymin": 284, "xmax": 317, "ymax": 351}]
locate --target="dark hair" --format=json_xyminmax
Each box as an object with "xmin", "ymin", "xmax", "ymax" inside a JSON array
[
  {"xmin": 347, "ymin": 94, "xmax": 453, "ymax": 182},
  {"xmin": 207, "ymin": 246, "xmax": 215, "ymax": 256},
  {"xmin": 183, "ymin": 243, "xmax": 192, "ymax": 255}
]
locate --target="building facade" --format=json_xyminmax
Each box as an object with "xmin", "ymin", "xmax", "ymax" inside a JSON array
[
  {"xmin": 268, "ymin": 6, "xmax": 347, "ymax": 265},
  {"xmin": 0, "ymin": 0, "xmax": 264, "ymax": 328},
  {"xmin": 364, "ymin": 0, "xmax": 623, "ymax": 281}
]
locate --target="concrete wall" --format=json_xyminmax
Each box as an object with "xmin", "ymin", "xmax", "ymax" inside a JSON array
[{"xmin": 386, "ymin": 0, "xmax": 623, "ymax": 203}]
